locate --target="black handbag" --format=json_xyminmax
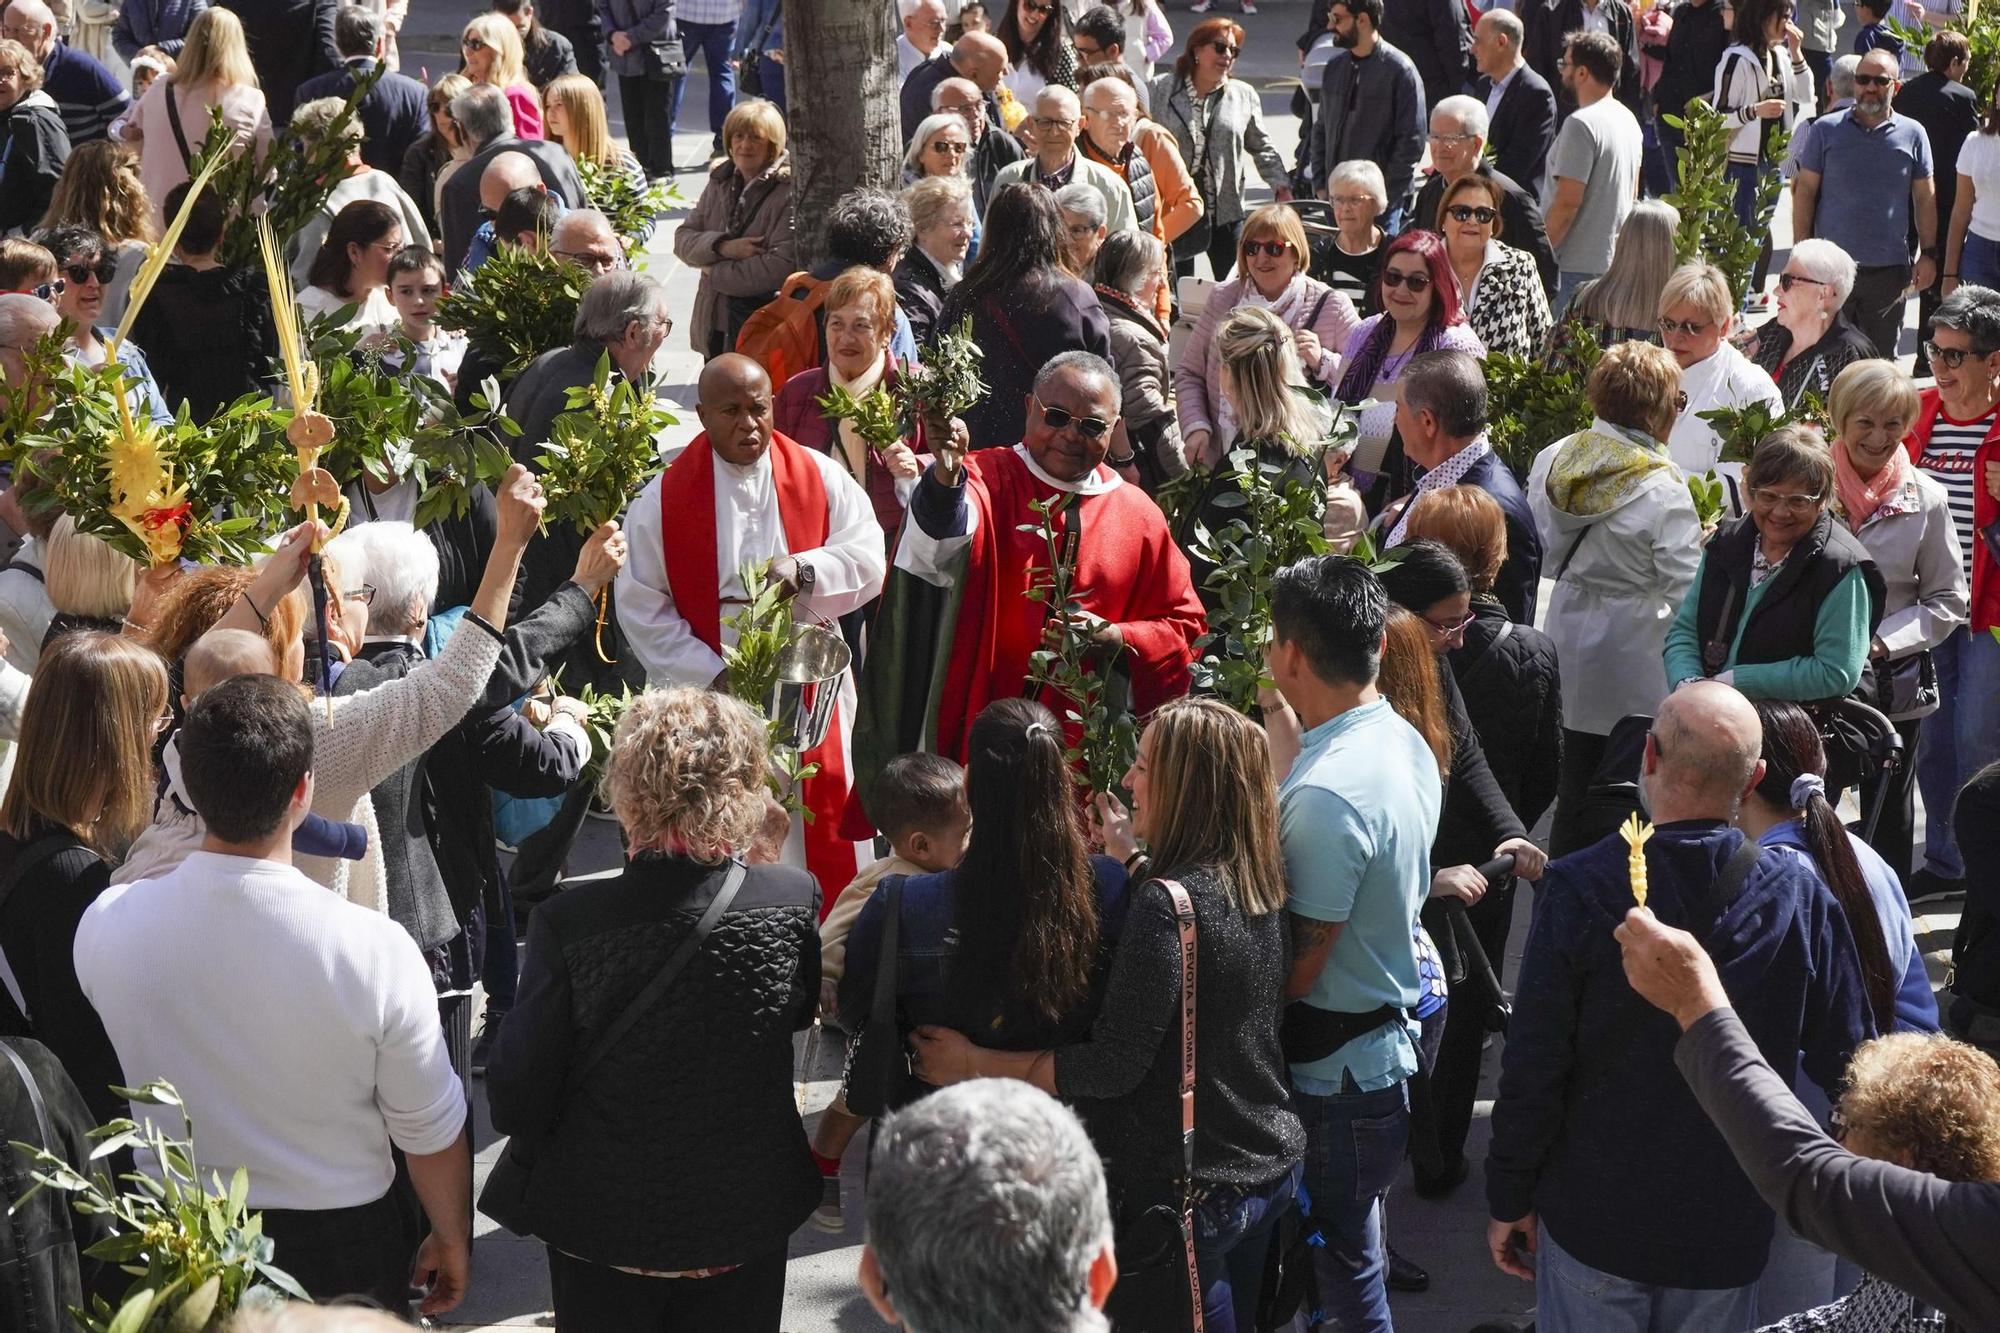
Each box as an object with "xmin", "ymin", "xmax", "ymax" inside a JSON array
[
  {"xmin": 1104, "ymin": 880, "xmax": 1205, "ymax": 1333},
  {"xmin": 646, "ymin": 26, "xmax": 687, "ymax": 82},
  {"xmin": 841, "ymin": 876, "xmax": 909, "ymax": 1118},
  {"xmin": 478, "ymin": 861, "xmax": 744, "ymax": 1235}
]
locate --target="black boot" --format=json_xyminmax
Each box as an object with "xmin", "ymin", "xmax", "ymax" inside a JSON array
[{"xmin": 1386, "ymin": 1246, "xmax": 1429, "ymax": 1293}]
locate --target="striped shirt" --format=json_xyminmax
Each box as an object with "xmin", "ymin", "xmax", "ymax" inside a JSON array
[
  {"xmin": 1322, "ymin": 238, "xmax": 1381, "ymax": 320},
  {"xmin": 1914, "ymin": 410, "xmax": 1993, "ymax": 576},
  {"xmin": 674, "ymin": 0, "xmax": 743, "ymax": 23}
]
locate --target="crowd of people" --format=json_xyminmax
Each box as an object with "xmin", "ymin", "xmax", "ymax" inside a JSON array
[{"xmin": 2, "ymin": 0, "xmax": 2000, "ymax": 1332}]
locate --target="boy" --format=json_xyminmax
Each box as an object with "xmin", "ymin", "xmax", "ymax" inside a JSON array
[
  {"xmin": 809, "ymin": 752, "xmax": 970, "ymax": 1231},
  {"xmin": 1853, "ymin": 0, "xmax": 1904, "ymax": 58},
  {"xmin": 384, "ymin": 246, "xmax": 466, "ymax": 392}
]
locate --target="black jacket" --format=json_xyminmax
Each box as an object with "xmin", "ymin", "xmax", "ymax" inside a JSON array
[
  {"xmin": 399, "ymin": 130, "xmax": 452, "ymax": 244},
  {"xmin": 486, "ymin": 856, "xmax": 821, "ymax": 1270},
  {"xmin": 440, "ymin": 136, "xmax": 587, "ymax": 275},
  {"xmin": 346, "ymin": 479, "xmax": 498, "ymax": 615},
  {"xmin": 893, "ymin": 246, "xmax": 951, "ymax": 349},
  {"xmin": 295, "ymin": 57, "xmax": 432, "ymax": 178},
  {"xmin": 1523, "ymin": 0, "xmax": 1641, "ymax": 117},
  {"xmin": 1407, "ymin": 163, "xmax": 1558, "ymax": 300},
  {"xmin": 1434, "ymin": 668, "xmax": 1525, "ymax": 873},
  {"xmin": 1894, "ymin": 72, "xmax": 1980, "ymax": 257},
  {"xmin": 1693, "ymin": 511, "xmax": 1885, "ymax": 683},
  {"xmin": 1377, "ymin": 0, "xmax": 1470, "ymax": 110},
  {"xmin": 1449, "ymin": 599, "xmax": 1563, "ymax": 834},
  {"xmin": 944, "ymin": 273, "xmax": 1112, "ymax": 449},
  {"xmin": 1477, "ymin": 63, "xmax": 1558, "ymax": 195},
  {"xmin": 126, "ymin": 263, "xmax": 279, "ymax": 424},
  {"xmin": 1, "ymin": 1036, "xmax": 112, "ymax": 1333},
  {"xmin": 0, "ymin": 830, "xmax": 124, "ymax": 1123},
  {"xmin": 522, "ymin": 27, "xmax": 580, "ymax": 90},
  {"xmin": 0, "ymin": 95, "xmax": 69, "ymax": 235},
  {"xmin": 1951, "ymin": 761, "xmax": 2000, "ymax": 1017},
  {"xmin": 1649, "ymin": 0, "xmax": 1730, "ymax": 126},
  {"xmin": 1467, "ymin": 446, "xmax": 1544, "ymax": 623},
  {"xmin": 218, "ymin": 0, "xmax": 338, "ymax": 124}
]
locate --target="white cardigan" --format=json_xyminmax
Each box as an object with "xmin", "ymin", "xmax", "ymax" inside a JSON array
[{"xmin": 1713, "ymin": 42, "xmax": 1817, "ymax": 166}]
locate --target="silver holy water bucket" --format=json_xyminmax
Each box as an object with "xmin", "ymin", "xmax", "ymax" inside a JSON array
[{"xmin": 767, "ymin": 619, "xmax": 851, "ymax": 752}]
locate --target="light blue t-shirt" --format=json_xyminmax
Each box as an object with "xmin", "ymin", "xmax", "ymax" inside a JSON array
[{"xmin": 1279, "ymin": 697, "xmax": 1443, "ymax": 1096}]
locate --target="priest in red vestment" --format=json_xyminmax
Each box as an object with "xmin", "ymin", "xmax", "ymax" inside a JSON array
[
  {"xmin": 847, "ymin": 350, "xmax": 1204, "ymax": 833},
  {"xmin": 617, "ymin": 354, "xmax": 887, "ymax": 896}
]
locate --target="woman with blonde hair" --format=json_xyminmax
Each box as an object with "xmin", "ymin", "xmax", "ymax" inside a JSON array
[
  {"xmin": 1553, "ymin": 198, "xmax": 1681, "ymax": 355},
  {"xmin": 0, "ymin": 631, "xmax": 169, "ymax": 1119},
  {"xmin": 460, "ymin": 13, "xmax": 542, "ymax": 140},
  {"xmin": 486, "ymin": 685, "xmax": 821, "ymax": 1330},
  {"xmin": 542, "ymin": 72, "xmax": 644, "ymax": 190},
  {"xmin": 120, "ymin": 6, "xmax": 272, "ymax": 230},
  {"xmin": 673, "ymin": 97, "xmax": 794, "ymax": 358},
  {"xmin": 911, "ymin": 695, "xmax": 1304, "ymax": 1333},
  {"xmin": 37, "ymin": 140, "xmax": 156, "ymax": 324},
  {"xmin": 42, "ymin": 514, "xmax": 137, "ymax": 648},
  {"xmin": 0, "ymin": 38, "xmax": 67, "ymax": 237}
]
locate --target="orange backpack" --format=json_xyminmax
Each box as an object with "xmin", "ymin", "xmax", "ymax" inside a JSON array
[{"xmin": 734, "ymin": 270, "xmax": 828, "ymax": 387}]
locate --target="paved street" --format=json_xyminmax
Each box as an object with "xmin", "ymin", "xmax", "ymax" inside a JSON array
[{"xmin": 386, "ymin": 4, "xmax": 1952, "ymax": 1329}]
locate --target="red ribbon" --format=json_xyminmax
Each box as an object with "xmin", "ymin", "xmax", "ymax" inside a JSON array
[{"xmin": 140, "ymin": 502, "xmax": 191, "ymax": 531}]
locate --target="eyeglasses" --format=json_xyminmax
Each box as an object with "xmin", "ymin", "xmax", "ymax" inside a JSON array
[
  {"xmin": 152, "ymin": 711, "xmax": 175, "ymax": 736},
  {"xmin": 1331, "ymin": 194, "xmax": 1376, "ymax": 209},
  {"xmin": 1074, "ymin": 39, "xmax": 1104, "ymax": 57},
  {"xmin": 1211, "ymin": 41, "xmax": 1241, "ymax": 58},
  {"xmin": 343, "ymin": 585, "xmax": 375, "ymax": 606},
  {"xmin": 1658, "ymin": 316, "xmax": 1713, "ymax": 338},
  {"xmin": 1748, "ymin": 486, "xmax": 1825, "ymax": 515},
  {"xmin": 1647, "ymin": 728, "xmax": 1667, "ymax": 760},
  {"xmin": 1445, "ymin": 204, "xmax": 1498, "ymax": 225},
  {"xmin": 1427, "ymin": 131, "xmax": 1477, "ymax": 146},
  {"xmin": 1674, "ymin": 390, "xmax": 1689, "ymax": 413},
  {"xmin": 462, "ymin": 35, "xmax": 489, "ymax": 51},
  {"xmin": 62, "ymin": 261, "xmax": 116, "ymax": 286},
  {"xmin": 33, "ymin": 280, "xmax": 63, "ymax": 300},
  {"xmin": 1032, "ymin": 115, "xmax": 1076, "ymax": 131},
  {"xmin": 553, "ymin": 247, "xmax": 623, "ymax": 273},
  {"xmin": 1380, "ymin": 268, "xmax": 1432, "ymax": 293},
  {"xmin": 937, "ymin": 100, "xmax": 984, "ymax": 117},
  {"xmin": 1243, "ymin": 240, "xmax": 1292, "ymax": 258},
  {"xmin": 1778, "ymin": 272, "xmax": 1827, "ymax": 291},
  {"xmin": 1925, "ymin": 340, "xmax": 1989, "ymax": 369},
  {"xmin": 1423, "ymin": 610, "xmax": 1476, "ymax": 638},
  {"xmin": 1851, "ymin": 72, "xmax": 1894, "ymax": 86},
  {"xmin": 1034, "ymin": 396, "xmax": 1116, "ymax": 439}
]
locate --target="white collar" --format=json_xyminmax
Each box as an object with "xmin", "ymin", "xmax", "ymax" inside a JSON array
[
  {"xmin": 717, "ymin": 447, "xmax": 773, "ymax": 482},
  {"xmin": 1014, "ymin": 442, "xmax": 1121, "ymax": 495}
]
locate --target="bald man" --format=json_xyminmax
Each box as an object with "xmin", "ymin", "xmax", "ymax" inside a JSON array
[
  {"xmin": 1485, "ymin": 680, "xmax": 1873, "ymax": 1326},
  {"xmin": 548, "ymin": 209, "xmax": 624, "ymax": 276},
  {"xmin": 436, "ymin": 85, "xmax": 586, "ymax": 273},
  {"xmin": 901, "ymin": 29, "xmax": 1007, "ymax": 142},
  {"xmin": 4, "ymin": 0, "xmax": 127, "ymax": 143},
  {"xmin": 456, "ymin": 153, "xmax": 566, "ymax": 274},
  {"xmin": 616, "ymin": 353, "xmax": 885, "ymax": 897},
  {"xmin": 989, "ymin": 86, "xmax": 1137, "ymax": 237}
]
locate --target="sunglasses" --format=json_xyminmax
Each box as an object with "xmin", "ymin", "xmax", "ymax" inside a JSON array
[
  {"xmin": 1034, "ymin": 396, "xmax": 1116, "ymax": 439},
  {"xmin": 1243, "ymin": 240, "xmax": 1292, "ymax": 258},
  {"xmin": 1380, "ymin": 268, "xmax": 1432, "ymax": 293},
  {"xmin": 462, "ymin": 35, "xmax": 489, "ymax": 51},
  {"xmin": 1024, "ymin": 0, "xmax": 1056, "ymax": 13},
  {"xmin": 1658, "ymin": 316, "xmax": 1712, "ymax": 337},
  {"xmin": 1851, "ymin": 72, "xmax": 1894, "ymax": 86},
  {"xmin": 928, "ymin": 138, "xmax": 971, "ymax": 154},
  {"xmin": 1446, "ymin": 204, "xmax": 1497, "ymax": 225},
  {"xmin": 1674, "ymin": 390, "xmax": 1689, "ymax": 413},
  {"xmin": 1925, "ymin": 340, "xmax": 1990, "ymax": 368},
  {"xmin": 1211, "ymin": 40, "xmax": 1240, "ymax": 57},
  {"xmin": 1778, "ymin": 272, "xmax": 1826, "ymax": 291},
  {"xmin": 63, "ymin": 261, "xmax": 117, "ymax": 286}
]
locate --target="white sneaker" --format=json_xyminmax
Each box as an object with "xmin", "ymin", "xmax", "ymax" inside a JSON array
[
  {"xmin": 1240, "ymin": 0, "xmax": 1258, "ymax": 11},
  {"xmin": 1191, "ymin": 0, "xmax": 1214, "ymax": 11}
]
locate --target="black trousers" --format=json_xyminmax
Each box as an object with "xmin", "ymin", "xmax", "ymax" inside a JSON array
[
  {"xmin": 618, "ymin": 73, "xmax": 677, "ymax": 178},
  {"xmin": 1418, "ymin": 880, "xmax": 1518, "ymax": 1176},
  {"xmin": 260, "ymin": 1190, "xmax": 416, "ymax": 1313},
  {"xmin": 547, "ymin": 1243, "xmax": 788, "ymax": 1331},
  {"xmin": 1550, "ymin": 727, "xmax": 1610, "ymax": 859},
  {"xmin": 1174, "ymin": 218, "xmax": 1242, "ymax": 284},
  {"xmin": 1843, "ymin": 262, "xmax": 1913, "ymax": 362},
  {"xmin": 1859, "ymin": 716, "xmax": 1924, "ymax": 883},
  {"xmin": 554, "ymin": 21, "xmax": 604, "ymax": 84}
]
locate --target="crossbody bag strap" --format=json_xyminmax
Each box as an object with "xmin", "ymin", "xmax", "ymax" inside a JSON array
[
  {"xmin": 869, "ymin": 875, "xmax": 904, "ymax": 1039},
  {"xmin": 1553, "ymin": 525, "xmax": 1593, "ymax": 582},
  {"xmin": 163, "ymin": 85, "xmax": 194, "ymax": 171},
  {"xmin": 565, "ymin": 860, "xmax": 745, "ymax": 1092},
  {"xmin": 0, "ymin": 1037, "xmax": 54, "ymax": 1159},
  {"xmin": 1156, "ymin": 878, "xmax": 1205, "ymax": 1333}
]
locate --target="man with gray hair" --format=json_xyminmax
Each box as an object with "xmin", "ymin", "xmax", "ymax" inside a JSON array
[
  {"xmin": 1487, "ymin": 680, "xmax": 1871, "ymax": 1327},
  {"xmin": 0, "ymin": 292, "xmax": 59, "ymax": 420},
  {"xmin": 294, "ymin": 5, "xmax": 430, "ymax": 173},
  {"xmin": 853, "ymin": 349, "xmax": 1202, "ymax": 784},
  {"xmin": 1405, "ymin": 93, "xmax": 1557, "ymax": 297},
  {"xmin": 1472, "ymin": 7, "xmax": 1555, "ymax": 188},
  {"xmin": 990, "ymin": 85, "xmax": 1137, "ymax": 238},
  {"xmin": 860, "ymin": 1080, "xmax": 1117, "ymax": 1333},
  {"xmin": 548, "ymin": 208, "xmax": 624, "ymax": 276},
  {"xmin": 2, "ymin": 0, "xmax": 126, "ymax": 143},
  {"xmin": 438, "ymin": 83, "xmax": 585, "ymax": 274}
]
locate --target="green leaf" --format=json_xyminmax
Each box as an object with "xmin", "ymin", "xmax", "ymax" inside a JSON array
[
  {"xmin": 165, "ymin": 1274, "xmax": 221, "ymax": 1332},
  {"xmin": 105, "ymin": 1288, "xmax": 157, "ymax": 1333}
]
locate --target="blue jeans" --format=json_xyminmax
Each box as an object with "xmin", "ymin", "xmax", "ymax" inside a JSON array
[
  {"xmin": 1963, "ymin": 230, "xmax": 2000, "ymax": 289},
  {"xmin": 1555, "ymin": 269, "xmax": 1596, "ymax": 318},
  {"xmin": 1296, "ymin": 1078, "xmax": 1408, "ymax": 1332},
  {"xmin": 1917, "ymin": 624, "xmax": 2000, "ymax": 878},
  {"xmin": 668, "ymin": 18, "xmax": 737, "ymax": 140},
  {"xmin": 1537, "ymin": 1229, "xmax": 1759, "ymax": 1332},
  {"xmin": 1193, "ymin": 1163, "xmax": 1300, "ymax": 1333}
]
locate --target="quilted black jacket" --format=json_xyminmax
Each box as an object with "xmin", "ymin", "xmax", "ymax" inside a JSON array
[
  {"xmin": 485, "ymin": 856, "xmax": 822, "ymax": 1270},
  {"xmin": 1447, "ymin": 597, "xmax": 1563, "ymax": 836}
]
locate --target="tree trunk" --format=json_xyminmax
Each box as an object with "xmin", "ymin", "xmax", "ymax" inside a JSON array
[{"xmin": 781, "ymin": 0, "xmax": 901, "ymax": 267}]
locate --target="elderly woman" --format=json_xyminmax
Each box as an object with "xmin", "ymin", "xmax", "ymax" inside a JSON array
[
  {"xmin": 774, "ymin": 266, "xmax": 924, "ymax": 543},
  {"xmin": 1903, "ymin": 283, "xmax": 2000, "ymax": 899},
  {"xmin": 121, "ymin": 8, "xmax": 272, "ymax": 230},
  {"xmin": 1665, "ymin": 426, "xmax": 1880, "ymax": 708},
  {"xmin": 1553, "ymin": 199, "xmax": 1680, "ymax": 355},
  {"xmin": 1094, "ymin": 229, "xmax": 1184, "ymax": 493},
  {"xmin": 904, "ymin": 110, "xmax": 973, "ymax": 184},
  {"xmin": 1528, "ymin": 341, "xmax": 1701, "ymax": 855},
  {"xmin": 1744, "ymin": 238, "xmax": 1881, "ymax": 409},
  {"xmin": 486, "ymin": 687, "xmax": 820, "ymax": 1331},
  {"xmin": 1439, "ymin": 173, "xmax": 1550, "ymax": 361},
  {"xmin": 460, "ymin": 12, "xmax": 542, "ymax": 139},
  {"xmin": 894, "ymin": 175, "xmax": 974, "ymax": 347},
  {"xmin": 1661, "ymin": 261, "xmax": 1786, "ymax": 479},
  {"xmin": 1055, "ymin": 179, "xmax": 1109, "ymax": 279},
  {"xmin": 1323, "ymin": 159, "xmax": 1388, "ymax": 316},
  {"xmin": 1151, "ymin": 16, "xmax": 1293, "ymax": 281},
  {"xmin": 0, "ymin": 38, "xmax": 67, "ymax": 235},
  {"xmin": 39, "ymin": 226, "xmax": 172, "ymax": 428},
  {"xmin": 1822, "ymin": 361, "xmax": 1968, "ymax": 877},
  {"xmin": 1177, "ymin": 203, "xmax": 1359, "ymax": 469},
  {"xmin": 1334, "ymin": 230, "xmax": 1484, "ymax": 488},
  {"xmin": 673, "ymin": 97, "xmax": 795, "ymax": 361}
]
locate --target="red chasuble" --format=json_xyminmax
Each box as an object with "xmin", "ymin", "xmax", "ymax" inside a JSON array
[
  {"xmin": 932, "ymin": 447, "xmax": 1206, "ymax": 765},
  {"xmin": 657, "ymin": 431, "xmax": 860, "ymax": 897}
]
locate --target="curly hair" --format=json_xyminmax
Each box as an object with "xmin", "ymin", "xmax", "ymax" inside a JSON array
[
  {"xmin": 40, "ymin": 140, "xmax": 158, "ymax": 245},
  {"xmin": 138, "ymin": 565, "xmax": 306, "ymax": 670},
  {"xmin": 1836, "ymin": 1032, "xmax": 2000, "ymax": 1181},
  {"xmin": 607, "ymin": 687, "xmax": 771, "ymax": 862}
]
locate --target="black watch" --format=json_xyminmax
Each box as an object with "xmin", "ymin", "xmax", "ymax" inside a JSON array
[
  {"xmin": 1922, "ymin": 246, "xmax": 1941, "ymax": 259},
  {"xmin": 795, "ymin": 559, "xmax": 815, "ymax": 593}
]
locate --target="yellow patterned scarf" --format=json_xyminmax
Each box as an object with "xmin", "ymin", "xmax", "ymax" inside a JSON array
[{"xmin": 1544, "ymin": 418, "xmax": 1675, "ymax": 517}]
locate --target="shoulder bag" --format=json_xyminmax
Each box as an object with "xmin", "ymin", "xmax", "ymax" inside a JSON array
[
  {"xmin": 479, "ymin": 861, "xmax": 745, "ymax": 1235},
  {"xmin": 1169, "ymin": 85, "xmax": 1219, "ymax": 264},
  {"xmin": 841, "ymin": 875, "xmax": 909, "ymax": 1117},
  {"xmin": 1106, "ymin": 879, "xmax": 1206, "ymax": 1332}
]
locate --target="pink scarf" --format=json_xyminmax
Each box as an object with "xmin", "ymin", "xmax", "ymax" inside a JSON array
[{"xmin": 1834, "ymin": 440, "xmax": 1913, "ymax": 529}]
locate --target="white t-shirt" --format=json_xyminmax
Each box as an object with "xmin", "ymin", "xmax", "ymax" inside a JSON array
[
  {"xmin": 1957, "ymin": 131, "xmax": 2000, "ymax": 244},
  {"xmin": 1545, "ymin": 95, "xmax": 1642, "ymax": 277},
  {"xmin": 74, "ymin": 851, "xmax": 465, "ymax": 1209}
]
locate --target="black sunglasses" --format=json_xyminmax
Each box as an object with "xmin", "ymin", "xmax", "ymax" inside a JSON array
[
  {"xmin": 1243, "ymin": 240, "xmax": 1292, "ymax": 258},
  {"xmin": 1024, "ymin": 0, "xmax": 1056, "ymax": 13},
  {"xmin": 1034, "ymin": 396, "xmax": 1115, "ymax": 439},
  {"xmin": 1778, "ymin": 272, "xmax": 1826, "ymax": 291},
  {"xmin": 1925, "ymin": 340, "xmax": 1992, "ymax": 368},
  {"xmin": 1446, "ymin": 204, "xmax": 1498, "ymax": 225},
  {"xmin": 1381, "ymin": 268, "xmax": 1432, "ymax": 293},
  {"xmin": 1212, "ymin": 40, "xmax": 1241, "ymax": 57},
  {"xmin": 1851, "ymin": 72, "xmax": 1894, "ymax": 86},
  {"xmin": 462, "ymin": 35, "xmax": 489, "ymax": 51},
  {"xmin": 62, "ymin": 261, "xmax": 117, "ymax": 286}
]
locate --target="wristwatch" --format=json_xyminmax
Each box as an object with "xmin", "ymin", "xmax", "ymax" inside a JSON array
[
  {"xmin": 794, "ymin": 559, "xmax": 816, "ymax": 594},
  {"xmin": 1922, "ymin": 246, "xmax": 1941, "ymax": 260}
]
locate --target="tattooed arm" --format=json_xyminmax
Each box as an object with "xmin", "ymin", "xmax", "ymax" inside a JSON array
[{"xmin": 1285, "ymin": 914, "xmax": 1345, "ymax": 1001}]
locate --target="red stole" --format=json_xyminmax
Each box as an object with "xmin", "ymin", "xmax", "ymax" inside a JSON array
[{"xmin": 657, "ymin": 432, "xmax": 858, "ymax": 902}]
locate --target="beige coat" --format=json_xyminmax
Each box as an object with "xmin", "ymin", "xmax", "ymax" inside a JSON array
[{"xmin": 672, "ymin": 153, "xmax": 798, "ymax": 356}]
